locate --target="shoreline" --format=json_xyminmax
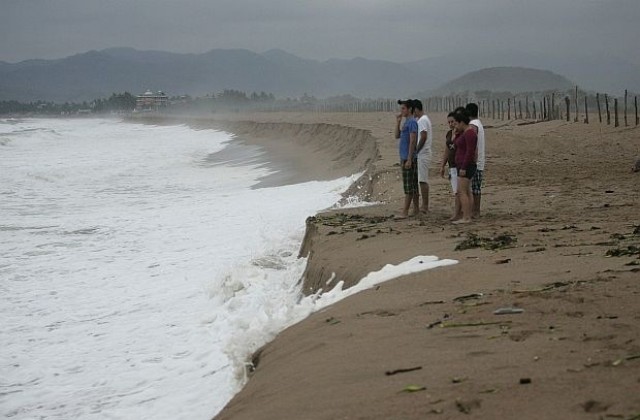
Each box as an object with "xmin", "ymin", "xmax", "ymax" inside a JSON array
[{"xmin": 134, "ymin": 112, "xmax": 640, "ymax": 419}]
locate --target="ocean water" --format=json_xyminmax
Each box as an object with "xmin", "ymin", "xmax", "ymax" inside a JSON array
[{"xmin": 0, "ymin": 118, "xmax": 456, "ymax": 419}]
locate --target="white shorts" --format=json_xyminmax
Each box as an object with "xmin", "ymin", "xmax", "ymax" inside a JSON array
[
  {"xmin": 449, "ymin": 167, "xmax": 458, "ymax": 193},
  {"xmin": 417, "ymin": 157, "xmax": 430, "ymax": 183}
]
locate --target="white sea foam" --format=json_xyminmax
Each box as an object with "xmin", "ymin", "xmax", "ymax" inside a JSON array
[{"xmin": 0, "ymin": 118, "xmax": 456, "ymax": 420}]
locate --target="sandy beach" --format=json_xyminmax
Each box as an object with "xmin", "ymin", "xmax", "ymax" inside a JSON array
[{"xmin": 149, "ymin": 111, "xmax": 640, "ymax": 419}]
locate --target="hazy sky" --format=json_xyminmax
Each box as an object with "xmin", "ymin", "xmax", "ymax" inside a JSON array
[{"xmin": 1, "ymin": 0, "xmax": 639, "ymax": 64}]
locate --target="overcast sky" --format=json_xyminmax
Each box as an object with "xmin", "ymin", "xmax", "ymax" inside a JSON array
[{"xmin": 1, "ymin": 0, "xmax": 639, "ymax": 64}]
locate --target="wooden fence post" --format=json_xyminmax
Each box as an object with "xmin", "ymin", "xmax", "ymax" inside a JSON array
[
  {"xmin": 605, "ymin": 94, "xmax": 611, "ymax": 125},
  {"xmin": 636, "ymin": 96, "xmax": 639, "ymax": 126},
  {"xmin": 614, "ymin": 98, "xmax": 619, "ymax": 127},
  {"xmin": 624, "ymin": 89, "xmax": 628, "ymax": 127},
  {"xmin": 584, "ymin": 96, "xmax": 589, "ymax": 124},
  {"xmin": 574, "ymin": 86, "xmax": 579, "ymax": 122},
  {"xmin": 551, "ymin": 93, "xmax": 556, "ymax": 120},
  {"xmin": 596, "ymin": 93, "xmax": 602, "ymax": 123},
  {"xmin": 518, "ymin": 100, "xmax": 523, "ymax": 119},
  {"xmin": 565, "ymin": 96, "xmax": 571, "ymax": 121},
  {"xmin": 525, "ymin": 96, "xmax": 530, "ymax": 119},
  {"xmin": 533, "ymin": 101, "xmax": 537, "ymax": 120},
  {"xmin": 543, "ymin": 97, "xmax": 547, "ymax": 121},
  {"xmin": 507, "ymin": 98, "xmax": 511, "ymax": 119}
]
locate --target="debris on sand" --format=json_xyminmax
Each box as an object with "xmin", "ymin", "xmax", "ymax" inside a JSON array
[
  {"xmin": 605, "ymin": 245, "xmax": 640, "ymax": 257},
  {"xmin": 455, "ymin": 232, "xmax": 517, "ymax": 251},
  {"xmin": 441, "ymin": 320, "xmax": 511, "ymax": 328},
  {"xmin": 581, "ymin": 399, "xmax": 610, "ymax": 413},
  {"xmin": 401, "ymin": 385, "xmax": 426, "ymax": 393},
  {"xmin": 385, "ymin": 366, "xmax": 422, "ymax": 376},
  {"xmin": 455, "ymin": 398, "xmax": 482, "ymax": 414},
  {"xmin": 309, "ymin": 213, "xmax": 394, "ymax": 235},
  {"xmin": 494, "ymin": 307, "xmax": 524, "ymax": 315},
  {"xmin": 512, "ymin": 281, "xmax": 571, "ymax": 294}
]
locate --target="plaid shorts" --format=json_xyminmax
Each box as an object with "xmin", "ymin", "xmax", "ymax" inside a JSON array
[
  {"xmin": 472, "ymin": 170, "xmax": 484, "ymax": 195},
  {"xmin": 401, "ymin": 159, "xmax": 419, "ymax": 195}
]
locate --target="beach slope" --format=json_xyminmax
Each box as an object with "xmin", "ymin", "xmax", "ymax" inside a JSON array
[{"xmin": 207, "ymin": 112, "xmax": 640, "ymax": 419}]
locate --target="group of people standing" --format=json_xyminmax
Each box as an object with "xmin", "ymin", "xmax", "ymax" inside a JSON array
[{"xmin": 395, "ymin": 99, "xmax": 485, "ymax": 224}]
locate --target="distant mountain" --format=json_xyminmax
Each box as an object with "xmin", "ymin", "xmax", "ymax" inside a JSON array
[
  {"xmin": 434, "ymin": 67, "xmax": 574, "ymax": 94},
  {"xmin": 0, "ymin": 47, "xmax": 637, "ymax": 102},
  {"xmin": 409, "ymin": 50, "xmax": 640, "ymax": 95},
  {"xmin": 0, "ymin": 48, "xmax": 421, "ymax": 102}
]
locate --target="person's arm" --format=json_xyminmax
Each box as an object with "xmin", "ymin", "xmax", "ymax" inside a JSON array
[
  {"xmin": 416, "ymin": 129, "xmax": 427, "ymax": 153},
  {"xmin": 469, "ymin": 123, "xmax": 479, "ymax": 162},
  {"xmin": 405, "ymin": 131, "xmax": 417, "ymax": 169},
  {"xmin": 394, "ymin": 114, "xmax": 402, "ymax": 139},
  {"xmin": 461, "ymin": 130, "xmax": 478, "ymax": 170},
  {"xmin": 440, "ymin": 143, "xmax": 449, "ymax": 178}
]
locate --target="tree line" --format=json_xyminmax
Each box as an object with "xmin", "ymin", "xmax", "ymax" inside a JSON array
[{"xmin": 0, "ymin": 92, "xmax": 137, "ymax": 115}]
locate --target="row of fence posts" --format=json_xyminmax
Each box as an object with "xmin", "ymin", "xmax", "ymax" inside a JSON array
[
  {"xmin": 301, "ymin": 89, "xmax": 638, "ymax": 127},
  {"xmin": 406, "ymin": 90, "xmax": 640, "ymax": 127},
  {"xmin": 419, "ymin": 90, "xmax": 638, "ymax": 127}
]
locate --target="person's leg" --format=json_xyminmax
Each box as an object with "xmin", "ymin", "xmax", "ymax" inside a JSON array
[
  {"xmin": 400, "ymin": 162, "xmax": 413, "ymax": 218},
  {"xmin": 449, "ymin": 168, "xmax": 461, "ymax": 220},
  {"xmin": 472, "ymin": 170, "xmax": 483, "ymax": 218},
  {"xmin": 454, "ymin": 176, "xmax": 472, "ymax": 223},
  {"xmin": 402, "ymin": 194, "xmax": 412, "ymax": 217},
  {"xmin": 419, "ymin": 182, "xmax": 429, "ymax": 213},
  {"xmin": 411, "ymin": 161, "xmax": 420, "ymax": 215},
  {"xmin": 473, "ymin": 193, "xmax": 481, "ymax": 218},
  {"xmin": 417, "ymin": 157, "xmax": 429, "ymax": 213}
]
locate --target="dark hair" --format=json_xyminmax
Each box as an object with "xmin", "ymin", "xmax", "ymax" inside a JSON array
[
  {"xmin": 397, "ymin": 99, "xmax": 413, "ymax": 109},
  {"xmin": 453, "ymin": 110, "xmax": 471, "ymax": 124},
  {"xmin": 412, "ymin": 99, "xmax": 423, "ymax": 111},
  {"xmin": 447, "ymin": 111, "xmax": 456, "ymax": 118},
  {"xmin": 465, "ymin": 103, "xmax": 479, "ymax": 118}
]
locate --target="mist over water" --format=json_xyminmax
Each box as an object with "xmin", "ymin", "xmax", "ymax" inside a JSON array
[{"xmin": 0, "ymin": 118, "xmax": 358, "ymax": 419}]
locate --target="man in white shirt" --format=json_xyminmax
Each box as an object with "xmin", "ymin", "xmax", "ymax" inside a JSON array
[
  {"xmin": 413, "ymin": 100, "xmax": 432, "ymax": 213},
  {"xmin": 465, "ymin": 103, "xmax": 485, "ymax": 217}
]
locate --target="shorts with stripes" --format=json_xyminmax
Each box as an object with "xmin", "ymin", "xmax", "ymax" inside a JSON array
[
  {"xmin": 472, "ymin": 170, "xmax": 484, "ymax": 195},
  {"xmin": 401, "ymin": 160, "xmax": 419, "ymax": 195}
]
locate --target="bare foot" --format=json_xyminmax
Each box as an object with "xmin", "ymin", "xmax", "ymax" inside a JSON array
[
  {"xmin": 394, "ymin": 214, "xmax": 409, "ymax": 220},
  {"xmin": 452, "ymin": 219, "xmax": 472, "ymax": 225}
]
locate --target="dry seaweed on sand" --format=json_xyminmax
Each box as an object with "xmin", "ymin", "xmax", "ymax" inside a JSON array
[
  {"xmin": 309, "ymin": 213, "xmax": 394, "ymax": 234},
  {"xmin": 385, "ymin": 366, "xmax": 422, "ymax": 376},
  {"xmin": 455, "ymin": 232, "xmax": 517, "ymax": 251},
  {"xmin": 605, "ymin": 245, "xmax": 640, "ymax": 257}
]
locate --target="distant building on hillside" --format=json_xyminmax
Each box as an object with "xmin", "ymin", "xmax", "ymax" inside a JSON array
[{"xmin": 135, "ymin": 90, "xmax": 168, "ymax": 111}]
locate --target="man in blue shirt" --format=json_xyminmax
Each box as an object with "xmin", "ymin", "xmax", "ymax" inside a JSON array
[{"xmin": 394, "ymin": 99, "xmax": 419, "ymax": 218}]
